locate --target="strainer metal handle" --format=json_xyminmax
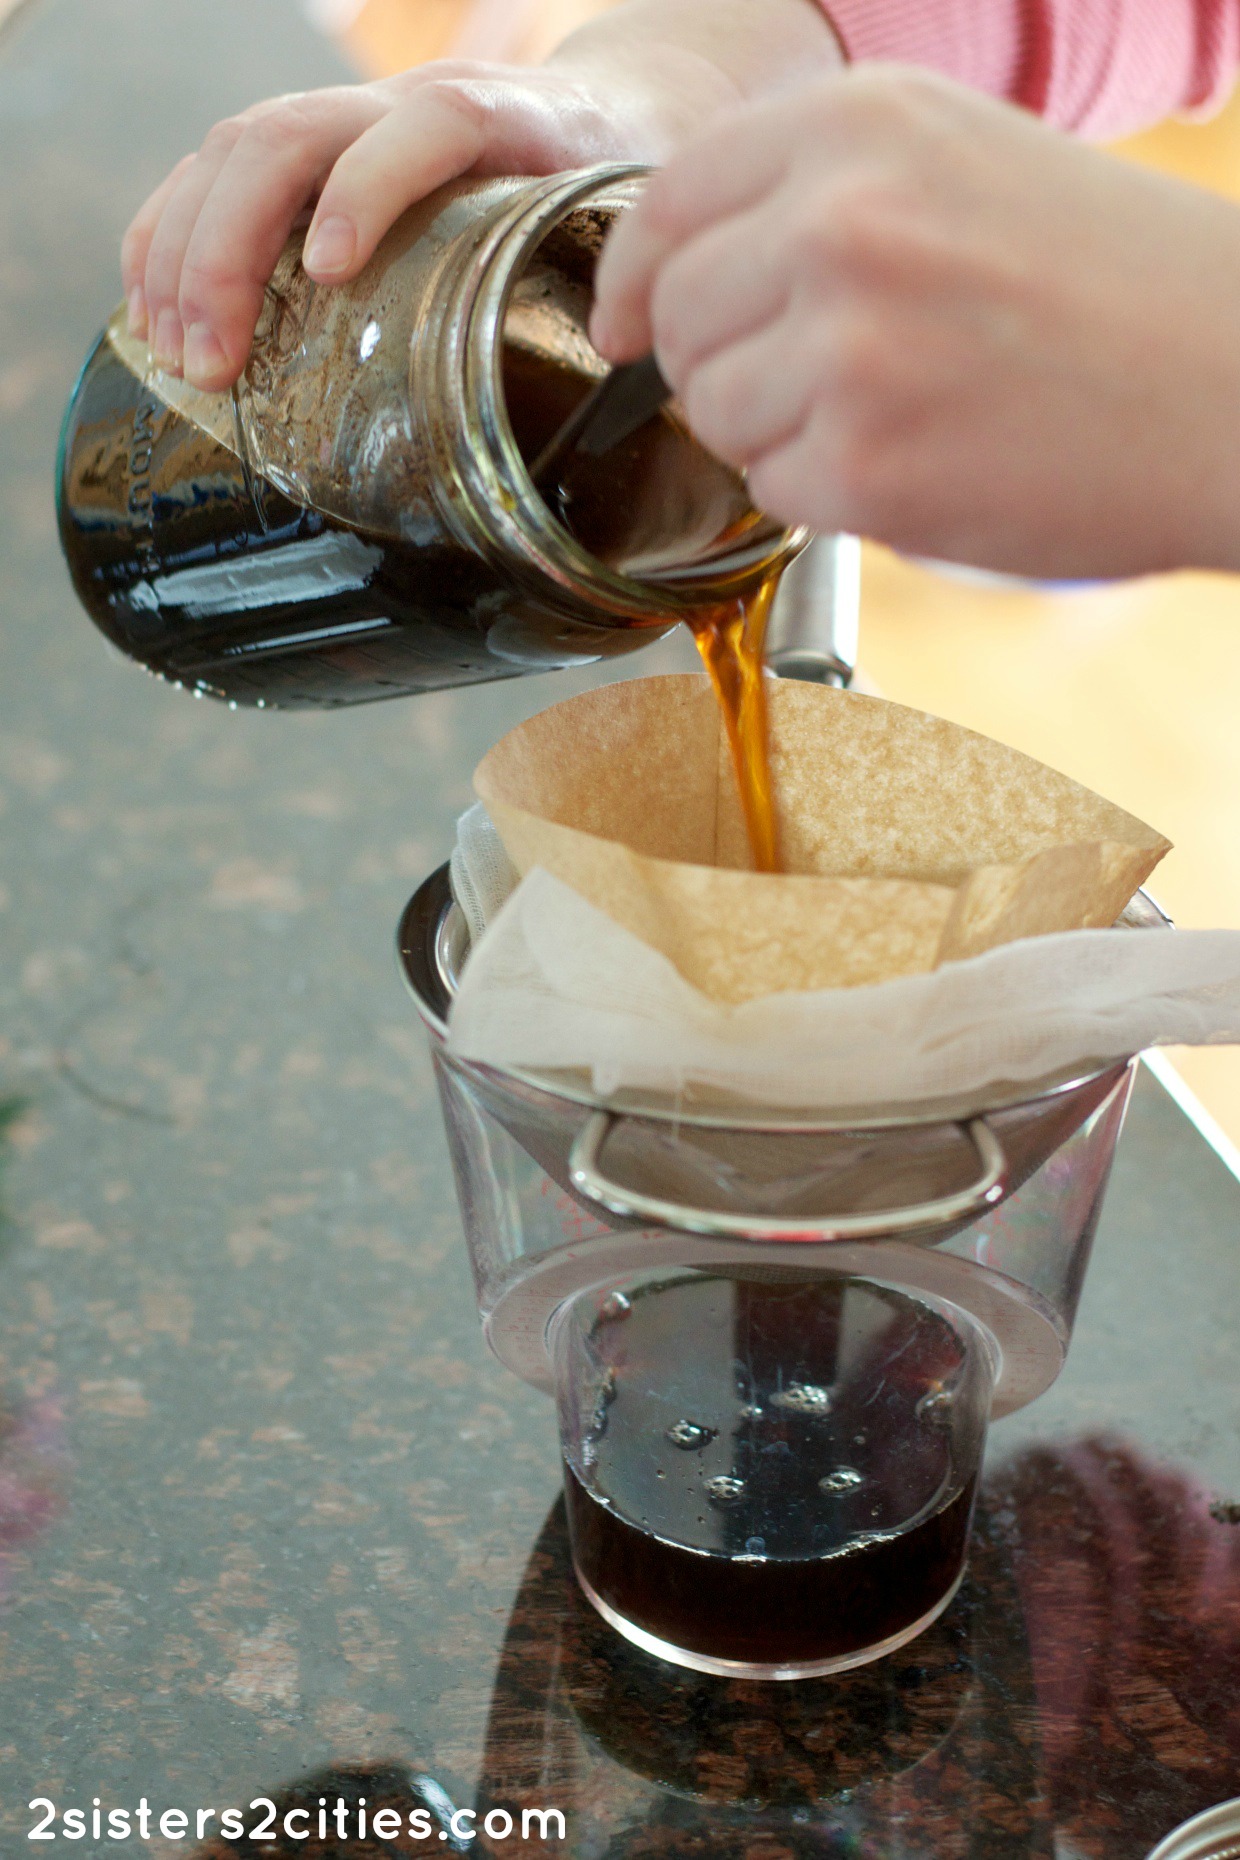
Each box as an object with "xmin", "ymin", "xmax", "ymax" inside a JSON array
[{"xmin": 568, "ymin": 1111, "xmax": 1008, "ymax": 1244}]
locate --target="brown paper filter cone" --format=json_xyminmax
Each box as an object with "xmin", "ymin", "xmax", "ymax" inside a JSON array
[{"xmin": 473, "ymin": 675, "xmax": 1171, "ymax": 1004}]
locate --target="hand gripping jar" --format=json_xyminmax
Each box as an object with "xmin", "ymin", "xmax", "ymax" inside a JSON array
[{"xmin": 56, "ymin": 166, "xmax": 802, "ymax": 709}]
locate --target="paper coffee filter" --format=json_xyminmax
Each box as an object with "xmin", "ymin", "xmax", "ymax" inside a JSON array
[{"xmin": 473, "ymin": 675, "xmax": 1170, "ymax": 1002}]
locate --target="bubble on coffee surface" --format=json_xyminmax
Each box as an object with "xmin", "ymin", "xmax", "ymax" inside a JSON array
[
  {"xmin": 819, "ymin": 1468, "xmax": 864, "ymax": 1495},
  {"xmin": 770, "ymin": 1382, "xmax": 832, "ymax": 1417},
  {"xmin": 665, "ymin": 1419, "xmax": 716, "ymax": 1452},
  {"xmin": 600, "ymin": 1291, "xmax": 632, "ymax": 1322},
  {"xmin": 705, "ymin": 1475, "xmax": 747, "ymax": 1506}
]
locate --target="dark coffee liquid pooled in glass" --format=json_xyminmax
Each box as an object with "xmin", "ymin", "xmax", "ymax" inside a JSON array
[
  {"xmin": 58, "ymin": 315, "xmax": 768, "ymax": 705},
  {"xmin": 58, "ymin": 331, "xmax": 505, "ymax": 708},
  {"xmin": 564, "ymin": 1276, "xmax": 978, "ymax": 1670},
  {"xmin": 58, "ymin": 338, "xmax": 693, "ymax": 710}
]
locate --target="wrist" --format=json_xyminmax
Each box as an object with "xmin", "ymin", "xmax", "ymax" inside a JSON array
[
  {"xmin": 545, "ymin": 39, "xmax": 744, "ymax": 159},
  {"xmin": 547, "ymin": 0, "xmax": 842, "ymax": 113}
]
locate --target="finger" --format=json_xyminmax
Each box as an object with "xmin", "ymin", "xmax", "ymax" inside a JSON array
[
  {"xmin": 301, "ymin": 70, "xmax": 631, "ymax": 285},
  {"xmin": 591, "ymin": 105, "xmax": 794, "ymax": 360},
  {"xmin": 174, "ymin": 89, "xmax": 387, "ymax": 388},
  {"xmin": 144, "ymin": 128, "xmax": 249, "ymax": 375},
  {"xmin": 372, "ymin": 57, "xmax": 544, "ymax": 101},
  {"xmin": 302, "ymin": 84, "xmax": 491, "ymax": 280},
  {"xmin": 462, "ymin": 75, "xmax": 632, "ymax": 174},
  {"xmin": 676, "ymin": 310, "xmax": 823, "ymax": 470},
  {"xmin": 373, "ymin": 64, "xmax": 625, "ymax": 170},
  {"xmin": 647, "ymin": 203, "xmax": 792, "ymax": 382},
  {"xmin": 745, "ymin": 404, "xmax": 853, "ymax": 535},
  {"xmin": 120, "ymin": 156, "xmax": 195, "ymax": 339}
]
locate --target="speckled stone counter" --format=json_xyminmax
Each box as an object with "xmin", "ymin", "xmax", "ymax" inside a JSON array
[{"xmin": 1, "ymin": 2, "xmax": 1239, "ymax": 1854}]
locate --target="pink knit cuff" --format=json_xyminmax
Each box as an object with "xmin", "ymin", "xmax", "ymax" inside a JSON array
[
  {"xmin": 821, "ymin": 0, "xmax": 1030, "ymax": 107},
  {"xmin": 1036, "ymin": 0, "xmax": 1240, "ymax": 137},
  {"xmin": 820, "ymin": 0, "xmax": 1240, "ymax": 140}
]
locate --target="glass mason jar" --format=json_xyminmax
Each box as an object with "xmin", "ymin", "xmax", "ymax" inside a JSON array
[{"xmin": 56, "ymin": 166, "xmax": 802, "ymax": 709}]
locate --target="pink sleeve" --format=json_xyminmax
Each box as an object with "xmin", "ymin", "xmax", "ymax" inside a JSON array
[{"xmin": 823, "ymin": 0, "xmax": 1240, "ymax": 139}]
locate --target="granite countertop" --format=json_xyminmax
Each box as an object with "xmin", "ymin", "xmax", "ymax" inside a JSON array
[{"xmin": 1, "ymin": 1, "xmax": 1239, "ymax": 1853}]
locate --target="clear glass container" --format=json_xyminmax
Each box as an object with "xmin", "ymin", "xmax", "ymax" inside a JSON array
[
  {"xmin": 551, "ymin": 1272, "xmax": 995, "ymax": 1677},
  {"xmin": 401, "ymin": 864, "xmax": 1144, "ymax": 1676}
]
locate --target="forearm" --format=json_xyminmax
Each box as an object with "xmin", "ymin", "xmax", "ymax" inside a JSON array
[{"xmin": 547, "ymin": 0, "xmax": 843, "ymax": 126}]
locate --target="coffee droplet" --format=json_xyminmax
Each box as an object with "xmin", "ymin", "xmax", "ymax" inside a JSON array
[
  {"xmin": 771, "ymin": 1382, "xmax": 832, "ymax": 1417},
  {"xmin": 705, "ymin": 1475, "xmax": 746, "ymax": 1505},
  {"xmin": 819, "ymin": 1468, "xmax": 864, "ymax": 1495},
  {"xmin": 665, "ymin": 1419, "xmax": 716, "ymax": 1452},
  {"xmin": 744, "ymin": 1536, "xmax": 766, "ymax": 1556}
]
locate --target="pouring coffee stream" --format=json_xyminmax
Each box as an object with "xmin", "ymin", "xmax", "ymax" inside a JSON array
[
  {"xmin": 688, "ymin": 578, "xmax": 782, "ymax": 873},
  {"xmin": 528, "ymin": 348, "xmax": 785, "ymax": 872}
]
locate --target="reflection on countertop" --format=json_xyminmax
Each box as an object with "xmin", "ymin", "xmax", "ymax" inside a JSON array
[
  {"xmin": 185, "ymin": 1436, "xmax": 1240, "ymax": 1857},
  {"xmin": 468, "ymin": 1437, "xmax": 1240, "ymax": 1858}
]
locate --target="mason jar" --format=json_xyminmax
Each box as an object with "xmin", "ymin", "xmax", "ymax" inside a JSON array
[{"xmin": 56, "ymin": 165, "xmax": 803, "ymax": 709}]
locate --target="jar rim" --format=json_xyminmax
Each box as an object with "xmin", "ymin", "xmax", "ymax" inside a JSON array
[{"xmin": 450, "ymin": 164, "xmax": 807, "ymax": 624}]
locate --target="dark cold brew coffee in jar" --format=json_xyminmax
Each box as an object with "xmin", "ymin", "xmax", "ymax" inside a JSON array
[{"xmin": 57, "ymin": 166, "xmax": 800, "ymax": 713}]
